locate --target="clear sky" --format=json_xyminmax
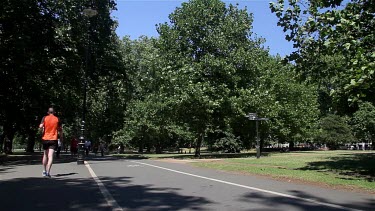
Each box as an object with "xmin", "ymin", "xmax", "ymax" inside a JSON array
[{"xmin": 112, "ymin": 0, "xmax": 294, "ymax": 56}]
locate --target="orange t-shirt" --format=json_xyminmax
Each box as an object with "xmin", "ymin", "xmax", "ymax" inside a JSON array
[{"xmin": 41, "ymin": 114, "xmax": 61, "ymax": 141}]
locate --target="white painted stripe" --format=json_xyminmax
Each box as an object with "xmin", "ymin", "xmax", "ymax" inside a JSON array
[
  {"xmin": 132, "ymin": 161, "xmax": 362, "ymax": 211},
  {"xmin": 84, "ymin": 161, "xmax": 123, "ymax": 211}
]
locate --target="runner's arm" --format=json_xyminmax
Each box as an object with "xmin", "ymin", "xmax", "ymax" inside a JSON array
[{"xmin": 39, "ymin": 117, "xmax": 45, "ymax": 131}]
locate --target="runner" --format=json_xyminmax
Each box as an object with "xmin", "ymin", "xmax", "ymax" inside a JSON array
[{"xmin": 39, "ymin": 108, "xmax": 62, "ymax": 178}]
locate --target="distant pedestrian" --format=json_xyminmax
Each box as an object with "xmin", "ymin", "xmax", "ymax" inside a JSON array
[
  {"xmin": 99, "ymin": 142, "xmax": 105, "ymax": 157},
  {"xmin": 85, "ymin": 140, "xmax": 91, "ymax": 155},
  {"xmin": 93, "ymin": 142, "xmax": 99, "ymax": 156},
  {"xmin": 39, "ymin": 108, "xmax": 62, "ymax": 178},
  {"xmin": 70, "ymin": 136, "xmax": 78, "ymax": 156}
]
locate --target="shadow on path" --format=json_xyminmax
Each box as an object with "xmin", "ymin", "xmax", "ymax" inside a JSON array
[
  {"xmin": 0, "ymin": 153, "xmax": 77, "ymax": 176},
  {"xmin": 0, "ymin": 177, "xmax": 111, "ymax": 211},
  {"xmin": 99, "ymin": 176, "xmax": 214, "ymax": 210},
  {"xmin": 239, "ymin": 189, "xmax": 375, "ymax": 211},
  {"xmin": 1, "ymin": 175, "xmax": 214, "ymax": 211}
]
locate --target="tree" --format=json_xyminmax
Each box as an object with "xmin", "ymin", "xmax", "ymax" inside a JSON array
[
  {"xmin": 0, "ymin": 0, "xmax": 119, "ymax": 151},
  {"xmin": 317, "ymin": 114, "xmax": 354, "ymax": 149},
  {"xmin": 352, "ymin": 102, "xmax": 375, "ymax": 149},
  {"xmin": 156, "ymin": 0, "xmax": 265, "ymax": 156},
  {"xmin": 270, "ymin": 0, "xmax": 375, "ymax": 105},
  {"xmin": 230, "ymin": 57, "xmax": 319, "ymax": 150}
]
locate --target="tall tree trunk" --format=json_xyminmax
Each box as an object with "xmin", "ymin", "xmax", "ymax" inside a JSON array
[
  {"xmin": 155, "ymin": 141, "xmax": 162, "ymax": 154},
  {"xmin": 289, "ymin": 141, "xmax": 295, "ymax": 151},
  {"xmin": 138, "ymin": 141, "xmax": 144, "ymax": 153},
  {"xmin": 0, "ymin": 133, "xmax": 4, "ymax": 153},
  {"xmin": 4, "ymin": 123, "xmax": 16, "ymax": 154},
  {"xmin": 194, "ymin": 134, "xmax": 203, "ymax": 158},
  {"xmin": 26, "ymin": 127, "xmax": 36, "ymax": 152}
]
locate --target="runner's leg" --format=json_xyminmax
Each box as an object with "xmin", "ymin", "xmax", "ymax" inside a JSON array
[
  {"xmin": 46, "ymin": 148, "xmax": 54, "ymax": 174},
  {"xmin": 42, "ymin": 149, "xmax": 48, "ymax": 172}
]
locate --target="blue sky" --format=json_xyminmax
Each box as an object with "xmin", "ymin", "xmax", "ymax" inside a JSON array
[{"xmin": 112, "ymin": 0, "xmax": 294, "ymax": 56}]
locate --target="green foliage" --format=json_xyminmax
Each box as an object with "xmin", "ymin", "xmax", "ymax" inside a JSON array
[
  {"xmin": 270, "ymin": 0, "xmax": 375, "ymax": 106},
  {"xmin": 352, "ymin": 102, "xmax": 375, "ymax": 149},
  {"xmin": 1, "ymin": 0, "xmax": 322, "ymax": 154},
  {"xmin": 114, "ymin": 0, "xmax": 320, "ymax": 154},
  {"xmin": 316, "ymin": 114, "xmax": 354, "ymax": 149},
  {"xmin": 156, "ymin": 0, "xmax": 265, "ymax": 156},
  {"xmin": 0, "ymin": 0, "xmax": 120, "ymax": 151},
  {"xmin": 211, "ymin": 132, "xmax": 242, "ymax": 153}
]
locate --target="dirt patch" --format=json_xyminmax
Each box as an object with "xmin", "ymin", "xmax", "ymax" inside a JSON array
[
  {"xmin": 155, "ymin": 158, "xmax": 197, "ymax": 163},
  {"xmin": 156, "ymin": 158, "xmax": 224, "ymax": 164},
  {"xmin": 214, "ymin": 160, "xmax": 289, "ymax": 169}
]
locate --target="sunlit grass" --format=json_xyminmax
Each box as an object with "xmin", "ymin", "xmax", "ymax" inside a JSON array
[{"xmin": 192, "ymin": 151, "xmax": 375, "ymax": 192}]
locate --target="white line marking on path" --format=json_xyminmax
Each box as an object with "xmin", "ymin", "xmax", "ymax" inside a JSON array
[
  {"xmin": 132, "ymin": 161, "xmax": 362, "ymax": 211},
  {"xmin": 85, "ymin": 161, "xmax": 123, "ymax": 211},
  {"xmin": 127, "ymin": 164, "xmax": 141, "ymax": 167}
]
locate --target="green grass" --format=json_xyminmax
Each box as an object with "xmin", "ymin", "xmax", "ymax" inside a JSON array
[{"xmin": 192, "ymin": 151, "xmax": 375, "ymax": 192}]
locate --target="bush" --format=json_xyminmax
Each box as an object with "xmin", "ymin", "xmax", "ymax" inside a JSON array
[{"xmin": 212, "ymin": 132, "xmax": 243, "ymax": 153}]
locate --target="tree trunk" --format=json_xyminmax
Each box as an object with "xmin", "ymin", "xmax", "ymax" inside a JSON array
[
  {"xmin": 289, "ymin": 141, "xmax": 295, "ymax": 151},
  {"xmin": 4, "ymin": 124, "xmax": 16, "ymax": 154},
  {"xmin": 0, "ymin": 134, "xmax": 4, "ymax": 153},
  {"xmin": 155, "ymin": 144, "xmax": 162, "ymax": 154},
  {"xmin": 26, "ymin": 128, "xmax": 36, "ymax": 152},
  {"xmin": 194, "ymin": 135, "xmax": 203, "ymax": 158},
  {"xmin": 138, "ymin": 140, "xmax": 144, "ymax": 153}
]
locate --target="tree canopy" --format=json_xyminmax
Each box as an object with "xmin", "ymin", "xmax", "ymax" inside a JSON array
[{"xmin": 2, "ymin": 0, "xmax": 371, "ymax": 154}]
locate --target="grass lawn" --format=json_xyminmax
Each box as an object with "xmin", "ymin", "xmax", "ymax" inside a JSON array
[{"xmin": 192, "ymin": 150, "xmax": 375, "ymax": 192}]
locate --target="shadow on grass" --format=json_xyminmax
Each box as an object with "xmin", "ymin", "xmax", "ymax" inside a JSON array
[
  {"xmin": 298, "ymin": 152, "xmax": 375, "ymax": 182},
  {"xmin": 239, "ymin": 189, "xmax": 374, "ymax": 211},
  {"xmin": 113, "ymin": 152, "xmax": 271, "ymax": 160},
  {"xmin": 0, "ymin": 176, "xmax": 214, "ymax": 211}
]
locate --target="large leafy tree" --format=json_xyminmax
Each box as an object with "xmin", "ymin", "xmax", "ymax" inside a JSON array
[
  {"xmin": 0, "ymin": 0, "xmax": 119, "ymax": 152},
  {"xmin": 156, "ymin": 0, "xmax": 266, "ymax": 156},
  {"xmin": 230, "ymin": 56, "xmax": 319, "ymax": 150},
  {"xmin": 270, "ymin": 0, "xmax": 374, "ymax": 106},
  {"xmin": 113, "ymin": 0, "xmax": 319, "ymax": 155}
]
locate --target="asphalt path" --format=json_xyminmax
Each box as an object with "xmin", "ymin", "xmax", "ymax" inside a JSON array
[
  {"xmin": 1, "ymin": 155, "xmax": 374, "ymax": 211},
  {"xmin": 87, "ymin": 158, "xmax": 374, "ymax": 211}
]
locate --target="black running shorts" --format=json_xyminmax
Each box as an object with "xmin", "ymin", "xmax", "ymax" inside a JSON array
[{"xmin": 42, "ymin": 140, "xmax": 58, "ymax": 150}]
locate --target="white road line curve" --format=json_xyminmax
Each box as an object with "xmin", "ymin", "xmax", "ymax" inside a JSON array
[
  {"xmin": 132, "ymin": 160, "xmax": 362, "ymax": 211},
  {"xmin": 85, "ymin": 161, "xmax": 123, "ymax": 211}
]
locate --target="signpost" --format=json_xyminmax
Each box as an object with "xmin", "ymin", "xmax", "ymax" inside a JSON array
[{"xmin": 245, "ymin": 113, "xmax": 269, "ymax": 159}]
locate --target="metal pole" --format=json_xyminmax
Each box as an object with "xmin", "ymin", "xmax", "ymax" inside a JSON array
[
  {"xmin": 77, "ymin": 20, "xmax": 90, "ymax": 165},
  {"xmin": 256, "ymin": 120, "xmax": 260, "ymax": 159}
]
